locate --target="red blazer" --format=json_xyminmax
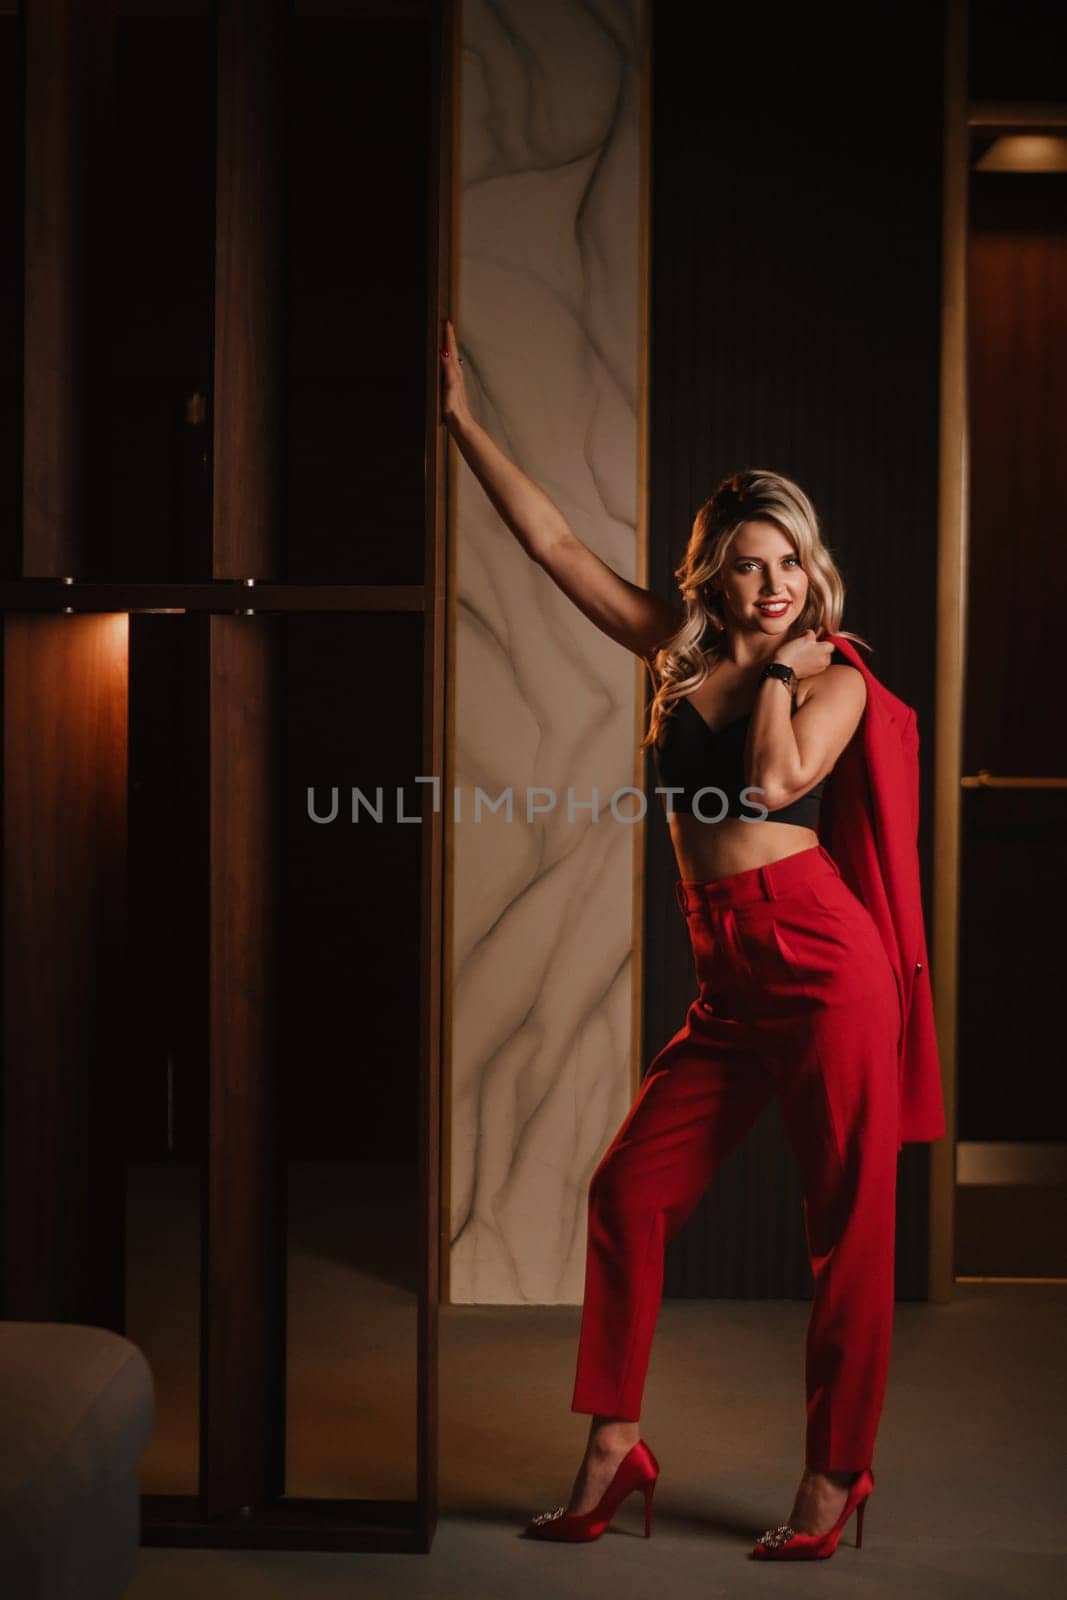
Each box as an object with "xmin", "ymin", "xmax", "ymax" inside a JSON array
[{"xmin": 819, "ymin": 633, "xmax": 947, "ymax": 1150}]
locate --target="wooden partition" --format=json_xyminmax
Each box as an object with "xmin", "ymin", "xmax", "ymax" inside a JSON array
[{"xmin": 0, "ymin": 0, "xmax": 453, "ymax": 1553}]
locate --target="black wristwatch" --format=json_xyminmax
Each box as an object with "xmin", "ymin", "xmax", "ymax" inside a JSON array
[{"xmin": 759, "ymin": 660, "xmax": 796, "ymax": 695}]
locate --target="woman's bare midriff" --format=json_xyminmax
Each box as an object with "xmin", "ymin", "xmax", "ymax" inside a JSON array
[
  {"xmin": 661, "ymin": 670, "xmax": 822, "ymax": 884},
  {"xmin": 669, "ymin": 812, "xmax": 820, "ymax": 885}
]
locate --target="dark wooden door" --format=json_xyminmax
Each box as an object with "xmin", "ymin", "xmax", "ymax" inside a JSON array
[{"xmin": 955, "ymin": 164, "xmax": 1067, "ymax": 1278}]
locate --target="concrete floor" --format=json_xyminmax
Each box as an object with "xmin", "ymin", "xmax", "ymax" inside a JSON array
[{"xmin": 127, "ymin": 1281, "xmax": 1067, "ymax": 1598}]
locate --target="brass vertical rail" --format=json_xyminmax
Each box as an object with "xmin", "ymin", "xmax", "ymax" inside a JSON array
[
  {"xmin": 417, "ymin": 0, "xmax": 456, "ymax": 1551},
  {"xmin": 631, "ymin": 0, "xmax": 652, "ymax": 1106},
  {"xmin": 930, "ymin": 0, "xmax": 970, "ymax": 1304}
]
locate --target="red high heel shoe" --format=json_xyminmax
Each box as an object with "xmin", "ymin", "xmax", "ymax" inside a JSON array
[
  {"xmin": 523, "ymin": 1440, "xmax": 660, "ymax": 1542},
  {"xmin": 750, "ymin": 1467, "xmax": 874, "ymax": 1561}
]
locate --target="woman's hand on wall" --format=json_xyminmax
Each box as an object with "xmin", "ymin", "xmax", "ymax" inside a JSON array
[
  {"xmin": 440, "ymin": 317, "xmax": 471, "ymax": 433},
  {"xmin": 436, "ymin": 334, "xmax": 679, "ymax": 654}
]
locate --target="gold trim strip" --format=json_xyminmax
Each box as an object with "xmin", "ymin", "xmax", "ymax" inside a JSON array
[
  {"xmin": 439, "ymin": 0, "xmax": 463, "ymax": 1308},
  {"xmin": 961, "ymin": 771, "xmax": 1067, "ymax": 789},
  {"xmin": 632, "ymin": 0, "xmax": 652, "ymax": 1104},
  {"xmin": 968, "ymin": 100, "xmax": 1067, "ymax": 129},
  {"xmin": 930, "ymin": 0, "xmax": 969, "ymax": 1305},
  {"xmin": 955, "ymin": 1276, "xmax": 1067, "ymax": 1285}
]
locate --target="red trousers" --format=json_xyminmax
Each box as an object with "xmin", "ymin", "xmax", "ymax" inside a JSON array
[{"xmin": 570, "ymin": 842, "xmax": 901, "ymax": 1472}]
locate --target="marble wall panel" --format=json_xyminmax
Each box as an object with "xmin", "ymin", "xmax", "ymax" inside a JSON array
[{"xmin": 450, "ymin": 0, "xmax": 646, "ymax": 1304}]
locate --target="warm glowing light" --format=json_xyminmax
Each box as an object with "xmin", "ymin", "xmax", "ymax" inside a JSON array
[{"xmin": 974, "ymin": 135, "xmax": 1067, "ymax": 173}]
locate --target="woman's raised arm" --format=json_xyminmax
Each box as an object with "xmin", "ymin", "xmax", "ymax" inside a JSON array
[{"xmin": 440, "ymin": 318, "xmax": 682, "ymax": 662}]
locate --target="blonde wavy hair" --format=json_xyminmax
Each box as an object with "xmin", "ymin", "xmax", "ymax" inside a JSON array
[{"xmin": 643, "ymin": 468, "xmax": 871, "ymax": 751}]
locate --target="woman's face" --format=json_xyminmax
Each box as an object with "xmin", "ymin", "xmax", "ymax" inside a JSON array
[{"xmin": 715, "ymin": 519, "xmax": 809, "ymax": 635}]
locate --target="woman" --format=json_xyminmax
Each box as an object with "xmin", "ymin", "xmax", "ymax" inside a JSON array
[{"xmin": 440, "ymin": 318, "xmax": 899, "ymax": 1561}]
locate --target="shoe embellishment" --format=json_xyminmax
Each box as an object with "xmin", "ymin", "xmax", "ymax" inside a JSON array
[
  {"xmin": 529, "ymin": 1506, "xmax": 567, "ymax": 1527},
  {"xmin": 756, "ymin": 1523, "xmax": 798, "ymax": 1550}
]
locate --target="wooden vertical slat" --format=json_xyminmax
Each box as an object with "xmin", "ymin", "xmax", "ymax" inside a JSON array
[
  {"xmin": 212, "ymin": 0, "xmax": 284, "ymax": 581},
  {"xmin": 202, "ymin": 616, "xmax": 283, "ymax": 1517},
  {"xmin": 416, "ymin": 0, "xmax": 454, "ymax": 1550},
  {"xmin": 202, "ymin": 0, "xmax": 287, "ymax": 1519},
  {"xmin": 21, "ymin": 0, "xmax": 117, "ymax": 578},
  {"xmin": 22, "ymin": 0, "xmax": 86, "ymax": 574}
]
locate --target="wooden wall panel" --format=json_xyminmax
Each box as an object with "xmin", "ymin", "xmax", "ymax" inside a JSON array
[
  {"xmin": 647, "ymin": 2, "xmax": 944, "ymax": 1301},
  {"xmin": 2, "ymin": 614, "xmax": 128, "ymax": 1324}
]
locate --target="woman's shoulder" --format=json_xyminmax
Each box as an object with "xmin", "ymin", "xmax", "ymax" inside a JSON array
[
  {"xmin": 823, "ymin": 657, "xmax": 868, "ymax": 696},
  {"xmin": 797, "ymin": 657, "xmax": 868, "ymax": 720}
]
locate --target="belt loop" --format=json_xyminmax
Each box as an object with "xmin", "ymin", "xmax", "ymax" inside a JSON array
[
  {"xmin": 674, "ymin": 880, "xmax": 688, "ymax": 915},
  {"xmin": 758, "ymin": 863, "xmax": 776, "ymax": 901}
]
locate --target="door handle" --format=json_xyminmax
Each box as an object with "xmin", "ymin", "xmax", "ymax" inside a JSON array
[{"xmin": 960, "ymin": 769, "xmax": 1067, "ymax": 789}]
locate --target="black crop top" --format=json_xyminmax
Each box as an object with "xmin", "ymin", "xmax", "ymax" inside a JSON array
[{"xmin": 653, "ymin": 692, "xmax": 828, "ymax": 829}]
